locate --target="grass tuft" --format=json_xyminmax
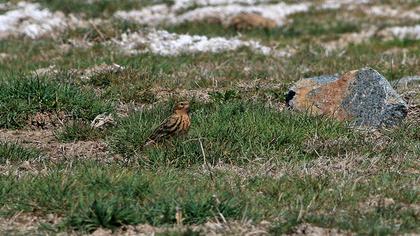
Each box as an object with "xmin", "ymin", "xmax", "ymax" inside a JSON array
[
  {"xmin": 0, "ymin": 75, "xmax": 113, "ymax": 129},
  {"xmin": 0, "ymin": 142, "xmax": 41, "ymax": 164}
]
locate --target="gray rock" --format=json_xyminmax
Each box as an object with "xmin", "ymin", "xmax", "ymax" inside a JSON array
[{"xmin": 286, "ymin": 68, "xmax": 408, "ymax": 127}]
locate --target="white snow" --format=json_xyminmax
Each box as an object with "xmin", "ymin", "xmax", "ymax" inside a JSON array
[
  {"xmin": 114, "ymin": 2, "xmax": 310, "ymax": 26},
  {"xmin": 0, "ymin": 2, "xmax": 100, "ymax": 39},
  {"xmin": 114, "ymin": 4, "xmax": 173, "ymax": 26},
  {"xmin": 172, "ymin": 0, "xmax": 272, "ymax": 11},
  {"xmin": 322, "ymin": 27, "xmax": 377, "ymax": 52},
  {"xmin": 114, "ymin": 30, "xmax": 287, "ymax": 57},
  {"xmin": 367, "ymin": 5, "xmax": 420, "ymax": 20},
  {"xmin": 380, "ymin": 25, "xmax": 420, "ymax": 40},
  {"xmin": 114, "ymin": 0, "xmax": 282, "ymax": 26},
  {"xmin": 320, "ymin": 0, "xmax": 371, "ymax": 9},
  {"xmin": 174, "ymin": 2, "xmax": 310, "ymax": 26},
  {"xmin": 0, "ymin": 2, "xmax": 67, "ymax": 39}
]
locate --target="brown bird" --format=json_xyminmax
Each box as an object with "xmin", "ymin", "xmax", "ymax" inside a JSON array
[{"xmin": 144, "ymin": 101, "xmax": 191, "ymax": 146}]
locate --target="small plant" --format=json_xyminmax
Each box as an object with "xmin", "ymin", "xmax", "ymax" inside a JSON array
[
  {"xmin": 209, "ymin": 90, "xmax": 240, "ymax": 104},
  {"xmin": 67, "ymin": 199, "xmax": 139, "ymax": 232}
]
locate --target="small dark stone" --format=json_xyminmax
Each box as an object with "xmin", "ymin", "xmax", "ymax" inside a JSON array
[{"xmin": 285, "ymin": 90, "xmax": 296, "ymax": 107}]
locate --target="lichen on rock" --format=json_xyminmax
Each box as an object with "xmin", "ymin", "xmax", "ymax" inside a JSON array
[{"xmin": 286, "ymin": 68, "xmax": 408, "ymax": 127}]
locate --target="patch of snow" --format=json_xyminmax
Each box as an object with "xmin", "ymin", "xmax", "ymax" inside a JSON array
[
  {"xmin": 0, "ymin": 2, "xmax": 67, "ymax": 39},
  {"xmin": 367, "ymin": 5, "xmax": 420, "ymax": 20},
  {"xmin": 114, "ymin": 30, "xmax": 287, "ymax": 57},
  {"xmin": 320, "ymin": 0, "xmax": 371, "ymax": 9},
  {"xmin": 115, "ymin": 0, "xmax": 278, "ymax": 26},
  {"xmin": 0, "ymin": 2, "xmax": 101, "ymax": 39},
  {"xmin": 114, "ymin": 2, "xmax": 310, "ymax": 26},
  {"xmin": 174, "ymin": 2, "xmax": 310, "ymax": 26},
  {"xmin": 380, "ymin": 25, "xmax": 420, "ymax": 40},
  {"xmin": 172, "ymin": 0, "xmax": 272, "ymax": 11},
  {"xmin": 322, "ymin": 27, "xmax": 377, "ymax": 52},
  {"xmin": 324, "ymin": 23, "xmax": 420, "ymax": 52},
  {"xmin": 114, "ymin": 4, "xmax": 173, "ymax": 26}
]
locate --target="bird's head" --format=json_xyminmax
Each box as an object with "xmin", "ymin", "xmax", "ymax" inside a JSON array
[{"xmin": 174, "ymin": 101, "xmax": 190, "ymax": 113}]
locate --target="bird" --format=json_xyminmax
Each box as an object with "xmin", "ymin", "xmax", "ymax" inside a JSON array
[{"xmin": 144, "ymin": 101, "xmax": 191, "ymax": 146}]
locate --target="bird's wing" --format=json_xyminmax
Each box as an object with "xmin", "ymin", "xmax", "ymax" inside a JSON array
[{"xmin": 147, "ymin": 114, "xmax": 181, "ymax": 142}]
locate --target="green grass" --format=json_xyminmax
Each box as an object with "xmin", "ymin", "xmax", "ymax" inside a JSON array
[
  {"xmin": 1, "ymin": 103, "xmax": 416, "ymax": 234},
  {"xmin": 0, "ymin": 164, "xmax": 243, "ymax": 232},
  {"xmin": 0, "ymin": 142, "xmax": 41, "ymax": 164},
  {"xmin": 0, "ymin": 80, "xmax": 418, "ymax": 235},
  {"xmin": 0, "ymin": 38, "xmax": 59, "ymax": 73},
  {"xmin": 108, "ymin": 101, "xmax": 369, "ymax": 167},
  {"xmin": 0, "ymin": 75, "xmax": 113, "ymax": 129},
  {"xmin": 77, "ymin": 50, "xmax": 281, "ymax": 102},
  {"xmin": 0, "ymin": 160, "xmax": 417, "ymax": 234},
  {"xmin": 0, "ymin": 1, "xmax": 419, "ymax": 234},
  {"xmin": 55, "ymin": 121, "xmax": 107, "ymax": 142}
]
